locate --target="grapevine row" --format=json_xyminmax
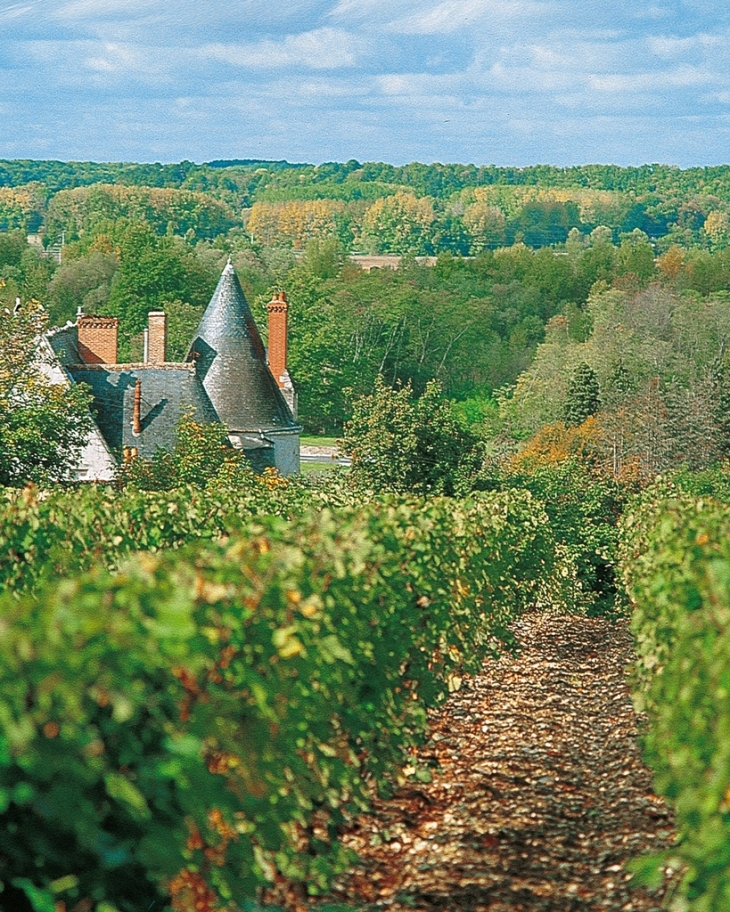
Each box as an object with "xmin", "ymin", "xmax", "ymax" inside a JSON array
[
  {"xmin": 0, "ymin": 489, "xmax": 559, "ymax": 911},
  {"xmin": 620, "ymin": 487, "xmax": 730, "ymax": 909}
]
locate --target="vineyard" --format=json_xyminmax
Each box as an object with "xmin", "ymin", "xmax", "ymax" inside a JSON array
[{"xmin": 1, "ymin": 473, "xmax": 729, "ymax": 910}]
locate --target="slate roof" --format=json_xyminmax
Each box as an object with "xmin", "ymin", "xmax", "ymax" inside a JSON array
[
  {"xmin": 187, "ymin": 261, "xmax": 299, "ymax": 433},
  {"xmin": 69, "ymin": 364, "xmax": 219, "ymax": 459},
  {"xmin": 45, "ymin": 323, "xmax": 83, "ymax": 368},
  {"xmin": 46, "ymin": 324, "xmax": 220, "ymax": 459}
]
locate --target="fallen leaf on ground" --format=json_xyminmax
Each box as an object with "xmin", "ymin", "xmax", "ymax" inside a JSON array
[{"xmin": 267, "ymin": 613, "xmax": 678, "ymax": 912}]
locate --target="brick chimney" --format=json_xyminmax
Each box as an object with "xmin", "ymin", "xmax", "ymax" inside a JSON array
[
  {"xmin": 267, "ymin": 291, "xmax": 288, "ymax": 384},
  {"xmin": 145, "ymin": 311, "xmax": 167, "ymax": 364},
  {"xmin": 267, "ymin": 291, "xmax": 297, "ymax": 417},
  {"xmin": 77, "ymin": 315, "xmax": 119, "ymax": 365}
]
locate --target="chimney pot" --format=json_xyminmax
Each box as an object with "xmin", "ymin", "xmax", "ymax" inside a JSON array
[{"xmin": 132, "ymin": 378, "xmax": 142, "ymax": 436}]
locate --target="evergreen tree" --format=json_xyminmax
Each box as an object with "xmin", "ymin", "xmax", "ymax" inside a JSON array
[
  {"xmin": 564, "ymin": 362, "xmax": 601, "ymax": 427},
  {"xmin": 709, "ymin": 357, "xmax": 730, "ymax": 458}
]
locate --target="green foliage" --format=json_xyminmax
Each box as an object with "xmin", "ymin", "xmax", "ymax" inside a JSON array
[
  {"xmin": 0, "ymin": 228, "xmax": 29, "ymax": 269},
  {"xmin": 451, "ymin": 389, "xmax": 500, "ymax": 430},
  {"xmin": 620, "ymin": 488, "xmax": 730, "ymax": 908},
  {"xmin": 513, "ymin": 200, "xmax": 581, "ymax": 246},
  {"xmin": 564, "ymin": 361, "xmax": 601, "ymax": 427},
  {"xmin": 161, "ymin": 298, "xmax": 204, "ymax": 361},
  {"xmin": 671, "ymin": 463, "xmax": 730, "ymax": 502},
  {"xmin": 116, "ymin": 417, "xmax": 245, "ymax": 491},
  {"xmin": 502, "ymin": 285, "xmax": 730, "ymax": 474},
  {"xmin": 503, "ymin": 461, "xmax": 627, "ymax": 616},
  {"xmin": 0, "ymin": 487, "xmax": 558, "ymax": 910},
  {"xmin": 341, "ymin": 377, "xmax": 482, "ymax": 496},
  {"xmin": 0, "ymin": 474, "xmax": 310, "ymax": 596},
  {"xmin": 45, "ymin": 250, "xmax": 118, "ymax": 327},
  {"xmin": 284, "ymin": 250, "xmax": 559, "ymax": 433},
  {"xmin": 15, "ymin": 157, "xmax": 730, "ymax": 450},
  {"xmin": 45, "ymin": 183, "xmax": 238, "ymax": 244},
  {"xmin": 616, "ymin": 231, "xmax": 656, "ymax": 284},
  {"xmin": 0, "ymin": 303, "xmax": 92, "ymax": 487},
  {"xmin": 103, "ymin": 223, "xmax": 217, "ymax": 356},
  {"xmin": 0, "ymin": 231, "xmax": 58, "ymax": 310},
  {"xmin": 11, "ymin": 157, "xmax": 730, "ymax": 257}
]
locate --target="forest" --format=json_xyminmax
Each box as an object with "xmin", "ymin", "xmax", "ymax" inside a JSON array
[{"xmin": 5, "ymin": 156, "xmax": 730, "ymax": 454}]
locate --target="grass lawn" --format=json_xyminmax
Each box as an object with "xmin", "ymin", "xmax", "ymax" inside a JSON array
[{"xmin": 300, "ymin": 436, "xmax": 339, "ymax": 447}]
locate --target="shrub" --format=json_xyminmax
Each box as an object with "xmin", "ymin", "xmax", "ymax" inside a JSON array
[{"xmin": 340, "ymin": 377, "xmax": 482, "ymax": 496}]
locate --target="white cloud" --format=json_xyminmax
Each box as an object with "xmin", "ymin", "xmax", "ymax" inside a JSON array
[
  {"xmin": 377, "ymin": 71, "xmax": 466, "ymax": 95},
  {"xmin": 16, "ymin": 37, "xmax": 177, "ymax": 89},
  {"xmin": 647, "ymin": 33, "xmax": 726, "ymax": 58},
  {"xmin": 588, "ymin": 66, "xmax": 717, "ymax": 94},
  {"xmin": 0, "ymin": 1, "xmax": 43, "ymax": 22},
  {"xmin": 389, "ymin": 0, "xmax": 546, "ymax": 35},
  {"xmin": 201, "ymin": 28, "xmax": 361, "ymax": 70},
  {"xmin": 632, "ymin": 6, "xmax": 669, "ymax": 19},
  {"xmin": 51, "ymin": 0, "xmax": 156, "ymax": 19},
  {"xmin": 2, "ymin": 0, "xmax": 730, "ymax": 166},
  {"xmin": 487, "ymin": 60, "xmax": 574, "ymax": 94},
  {"xmin": 329, "ymin": 0, "xmax": 391, "ymax": 16},
  {"xmin": 84, "ymin": 41, "xmax": 155, "ymax": 76},
  {"xmin": 293, "ymin": 76, "xmax": 372, "ymax": 99},
  {"xmin": 330, "ymin": 0, "xmax": 546, "ymax": 34}
]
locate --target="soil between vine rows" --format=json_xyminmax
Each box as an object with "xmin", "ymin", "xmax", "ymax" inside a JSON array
[{"xmin": 279, "ymin": 613, "xmax": 679, "ymax": 912}]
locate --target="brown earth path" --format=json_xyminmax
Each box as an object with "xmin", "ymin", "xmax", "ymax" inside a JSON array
[{"xmin": 315, "ymin": 613, "xmax": 678, "ymax": 912}]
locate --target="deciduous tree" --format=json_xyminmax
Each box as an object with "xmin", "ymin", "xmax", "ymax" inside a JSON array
[
  {"xmin": 341, "ymin": 376, "xmax": 481, "ymax": 495},
  {"xmin": 0, "ymin": 303, "xmax": 92, "ymax": 486}
]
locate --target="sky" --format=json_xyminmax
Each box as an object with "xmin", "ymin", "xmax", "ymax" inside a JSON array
[{"xmin": 1, "ymin": 0, "xmax": 730, "ymax": 168}]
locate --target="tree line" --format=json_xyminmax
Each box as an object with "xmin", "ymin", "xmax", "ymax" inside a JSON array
[{"xmin": 5, "ymin": 157, "xmax": 730, "ymax": 252}]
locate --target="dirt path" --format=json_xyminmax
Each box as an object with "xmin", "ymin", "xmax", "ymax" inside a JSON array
[{"xmin": 318, "ymin": 614, "xmax": 678, "ymax": 911}]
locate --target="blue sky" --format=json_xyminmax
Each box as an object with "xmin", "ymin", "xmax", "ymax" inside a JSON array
[{"xmin": 1, "ymin": 0, "xmax": 730, "ymax": 167}]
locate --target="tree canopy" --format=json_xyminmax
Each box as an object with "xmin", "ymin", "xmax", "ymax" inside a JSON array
[
  {"xmin": 8, "ymin": 156, "xmax": 730, "ymax": 441},
  {"xmin": 340, "ymin": 376, "xmax": 481, "ymax": 496},
  {"xmin": 0, "ymin": 303, "xmax": 92, "ymax": 486}
]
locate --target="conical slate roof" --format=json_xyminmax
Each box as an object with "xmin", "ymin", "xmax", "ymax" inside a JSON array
[{"xmin": 187, "ymin": 262, "xmax": 298, "ymax": 432}]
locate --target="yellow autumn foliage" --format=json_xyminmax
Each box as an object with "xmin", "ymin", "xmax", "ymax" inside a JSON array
[
  {"xmin": 462, "ymin": 201, "xmax": 506, "ymax": 251},
  {"xmin": 358, "ymin": 192, "xmax": 436, "ymax": 253},
  {"xmin": 246, "ymin": 199, "xmax": 347, "ymax": 248},
  {"xmin": 473, "ymin": 185, "xmax": 623, "ymax": 223},
  {"xmin": 704, "ymin": 210, "xmax": 730, "ymax": 240},
  {"xmin": 656, "ymin": 246, "xmax": 686, "ymax": 281},
  {"xmin": 511, "ymin": 416, "xmax": 601, "ymax": 472},
  {"xmin": 0, "ymin": 186, "xmax": 37, "ymax": 227}
]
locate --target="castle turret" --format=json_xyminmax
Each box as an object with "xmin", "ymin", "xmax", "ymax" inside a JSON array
[{"xmin": 187, "ymin": 261, "xmax": 300, "ymax": 474}]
